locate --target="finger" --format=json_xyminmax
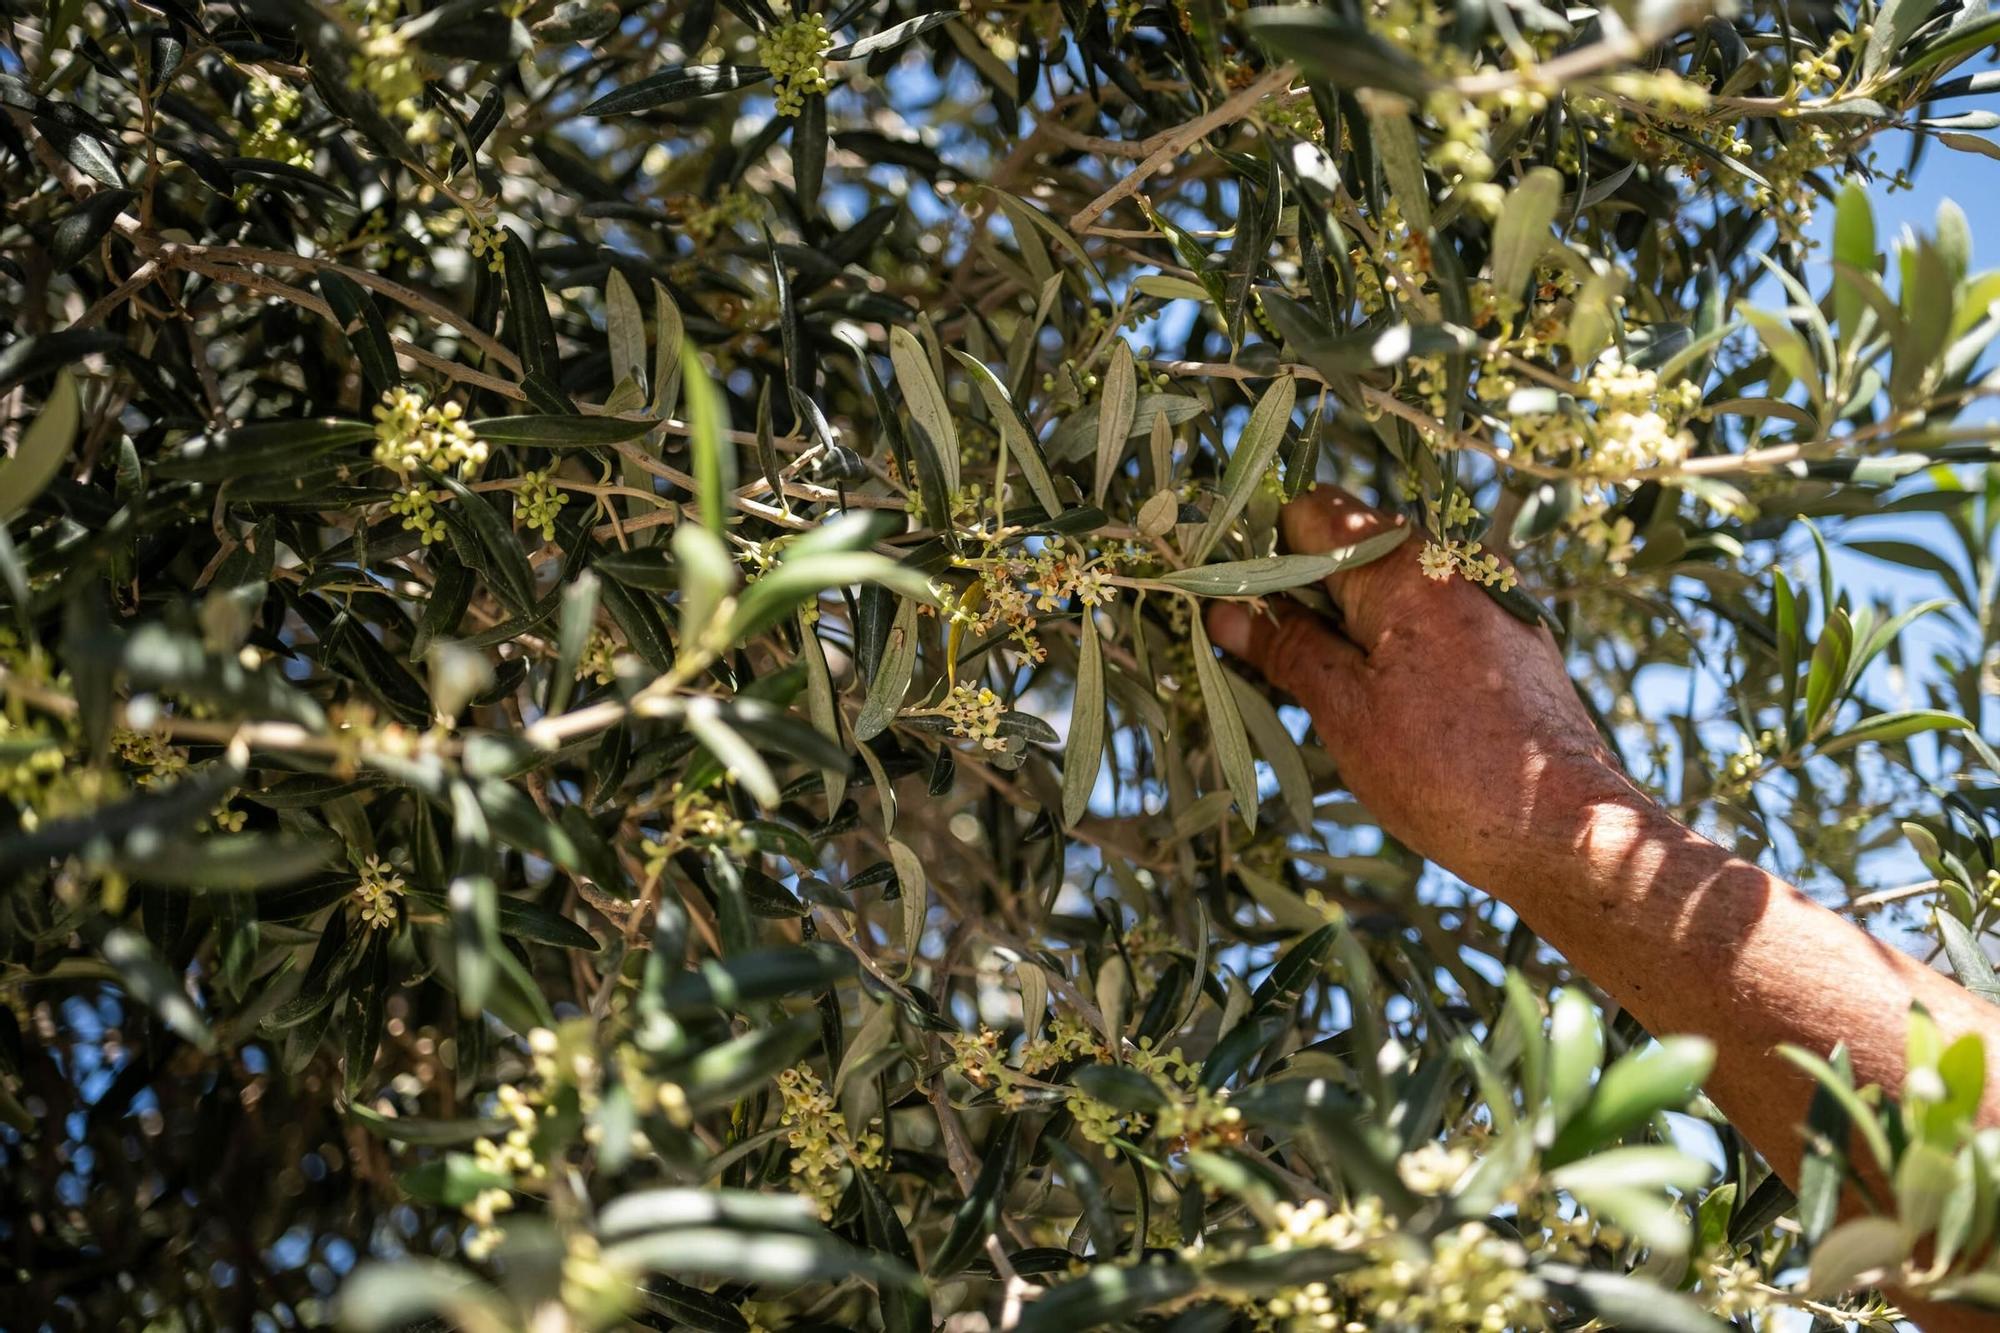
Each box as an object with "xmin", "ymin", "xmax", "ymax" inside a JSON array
[
  {"xmin": 1205, "ymin": 598, "xmax": 1364, "ymax": 723},
  {"xmin": 1280, "ymin": 486, "xmax": 1419, "ymax": 648}
]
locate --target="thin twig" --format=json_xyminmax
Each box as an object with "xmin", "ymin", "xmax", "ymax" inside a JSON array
[
  {"xmin": 1847, "ymin": 880, "xmax": 1939, "ymax": 915},
  {"xmin": 131, "ymin": 235, "xmax": 521, "ymax": 372},
  {"xmin": 1069, "ymin": 65, "xmax": 1297, "ymax": 233},
  {"xmin": 75, "ymin": 261, "xmax": 162, "ymax": 330},
  {"xmin": 1451, "ymin": 7, "xmax": 1700, "ymax": 97}
]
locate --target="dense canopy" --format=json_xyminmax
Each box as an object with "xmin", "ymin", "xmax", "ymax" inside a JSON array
[{"xmin": 8, "ymin": 0, "xmax": 2000, "ymax": 1328}]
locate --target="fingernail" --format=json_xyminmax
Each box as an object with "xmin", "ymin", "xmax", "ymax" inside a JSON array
[{"xmin": 1205, "ymin": 602, "xmax": 1250, "ymax": 657}]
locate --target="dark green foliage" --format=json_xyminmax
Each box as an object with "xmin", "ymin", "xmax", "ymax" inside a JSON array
[{"xmin": 6, "ymin": 0, "xmax": 2000, "ymax": 1329}]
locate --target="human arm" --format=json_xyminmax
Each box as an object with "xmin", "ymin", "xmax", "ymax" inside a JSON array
[{"xmin": 1205, "ymin": 489, "xmax": 2000, "ymax": 1322}]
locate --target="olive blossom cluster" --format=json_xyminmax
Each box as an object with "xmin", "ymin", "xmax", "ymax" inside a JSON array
[
  {"xmin": 515, "ymin": 468, "xmax": 569, "ymax": 542},
  {"xmin": 348, "ymin": 854, "xmax": 404, "ymax": 930},
  {"xmin": 936, "ymin": 680, "xmax": 1007, "ymax": 750},
  {"xmin": 758, "ymin": 7, "xmax": 834, "ymax": 116},
  {"xmin": 370, "ymin": 388, "xmax": 489, "ymax": 475},
  {"xmin": 946, "ymin": 1013, "xmax": 1108, "ymax": 1108},
  {"xmin": 371, "ymin": 389, "xmax": 490, "ymax": 543},
  {"xmin": 344, "ymin": 0, "xmax": 440, "ymax": 142},
  {"xmin": 775, "ymin": 1064, "xmax": 885, "ymax": 1218},
  {"xmin": 235, "ymin": 72, "xmax": 313, "ymax": 207},
  {"xmin": 941, "ymin": 546, "xmax": 1121, "ymax": 663},
  {"xmin": 1257, "ymin": 1203, "xmax": 1540, "ymax": 1333}
]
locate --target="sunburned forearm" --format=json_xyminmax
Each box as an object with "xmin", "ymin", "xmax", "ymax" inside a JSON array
[
  {"xmin": 1497, "ymin": 795, "xmax": 2000, "ymax": 1183},
  {"xmin": 1511, "ymin": 797, "xmax": 2000, "ymax": 1333}
]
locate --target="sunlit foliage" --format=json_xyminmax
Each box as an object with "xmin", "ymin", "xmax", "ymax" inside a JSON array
[{"xmin": 6, "ymin": 0, "xmax": 2000, "ymax": 1328}]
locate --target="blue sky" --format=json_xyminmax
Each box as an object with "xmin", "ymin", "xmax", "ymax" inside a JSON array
[
  {"xmin": 1799, "ymin": 103, "xmax": 2000, "ymax": 573},
  {"xmin": 1594, "ymin": 107, "xmax": 2000, "ymax": 898}
]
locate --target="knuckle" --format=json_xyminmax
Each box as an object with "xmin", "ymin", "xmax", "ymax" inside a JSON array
[{"xmin": 1264, "ymin": 613, "xmax": 1329, "ymax": 686}]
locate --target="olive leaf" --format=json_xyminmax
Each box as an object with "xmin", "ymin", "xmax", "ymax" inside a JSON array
[
  {"xmin": 0, "ymin": 368, "xmax": 79, "ymax": 520},
  {"xmin": 855, "ymin": 595, "xmax": 920, "ymax": 741},
  {"xmin": 1151, "ymin": 528, "xmax": 1408, "ymax": 595},
  {"xmin": 319, "ymin": 271, "xmax": 399, "ymax": 396},
  {"xmin": 1190, "ymin": 374, "xmax": 1295, "ymax": 563},
  {"xmin": 1093, "ymin": 339, "xmax": 1136, "ymax": 506},
  {"xmin": 1061, "ymin": 611, "xmax": 1105, "ymax": 827},
  {"xmin": 827, "ymin": 10, "xmax": 959, "ymax": 60},
  {"xmin": 890, "ymin": 325, "xmax": 959, "ymax": 499},
  {"xmin": 1189, "ymin": 608, "xmax": 1258, "ymax": 829},
  {"xmin": 472, "ymin": 415, "xmax": 654, "ymax": 446},
  {"xmin": 950, "ymin": 350, "xmax": 1062, "ymax": 517},
  {"xmin": 683, "ymin": 340, "xmax": 734, "ymax": 530},
  {"xmin": 1489, "ymin": 166, "xmax": 1564, "ymax": 304},
  {"xmin": 584, "ymin": 64, "xmax": 773, "ymax": 116}
]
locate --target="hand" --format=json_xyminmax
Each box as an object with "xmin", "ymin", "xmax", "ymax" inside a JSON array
[
  {"xmin": 1211, "ymin": 490, "xmax": 2000, "ymax": 1333},
  {"xmin": 1205, "ymin": 488, "xmax": 1886, "ymax": 1162},
  {"xmin": 1205, "ymin": 488, "xmax": 1645, "ymax": 899}
]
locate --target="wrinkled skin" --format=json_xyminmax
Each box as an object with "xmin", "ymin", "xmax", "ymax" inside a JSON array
[{"xmin": 1205, "ymin": 488, "xmax": 1641, "ymax": 897}]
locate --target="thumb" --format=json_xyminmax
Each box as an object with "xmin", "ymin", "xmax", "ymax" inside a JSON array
[
  {"xmin": 1205, "ymin": 599, "xmax": 1364, "ymax": 726},
  {"xmin": 1280, "ymin": 486, "xmax": 1415, "ymax": 649}
]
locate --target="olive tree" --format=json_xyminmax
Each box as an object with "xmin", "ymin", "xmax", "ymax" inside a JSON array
[{"xmin": 5, "ymin": 0, "xmax": 2000, "ymax": 1328}]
